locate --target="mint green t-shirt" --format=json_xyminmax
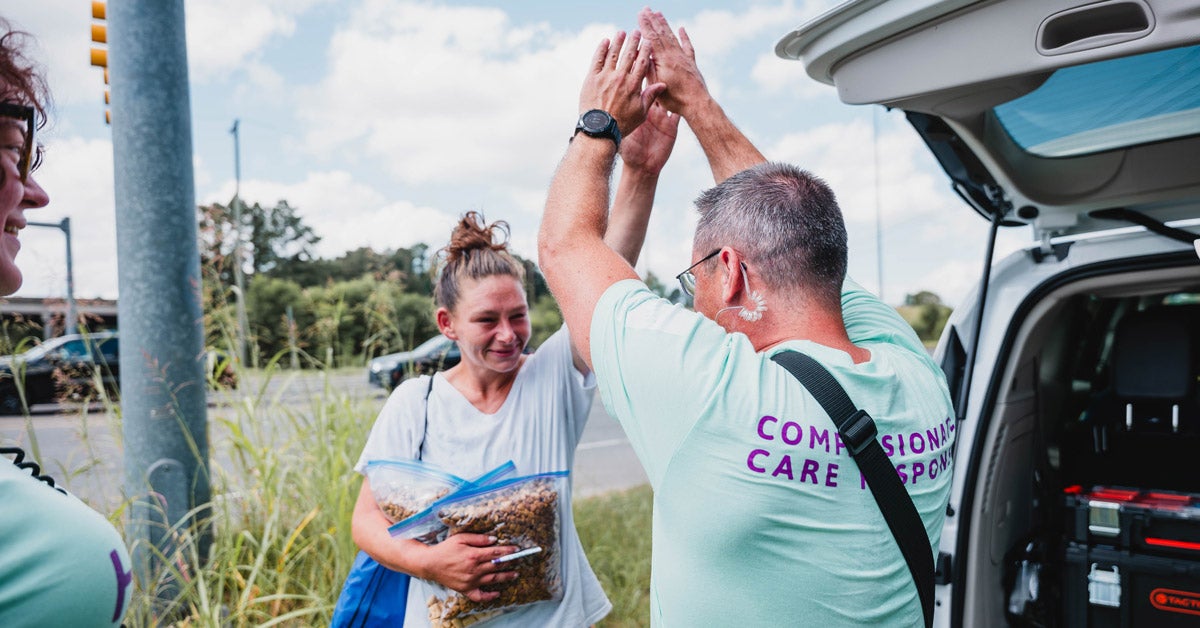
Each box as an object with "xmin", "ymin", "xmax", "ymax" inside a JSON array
[
  {"xmin": 0, "ymin": 461, "xmax": 133, "ymax": 627},
  {"xmin": 591, "ymin": 278, "xmax": 955, "ymax": 626}
]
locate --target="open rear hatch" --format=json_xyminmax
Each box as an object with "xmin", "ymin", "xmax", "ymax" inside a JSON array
[{"xmin": 776, "ymin": 0, "xmax": 1200, "ymax": 243}]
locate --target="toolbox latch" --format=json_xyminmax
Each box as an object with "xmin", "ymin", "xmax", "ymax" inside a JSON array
[
  {"xmin": 1087, "ymin": 564, "xmax": 1121, "ymax": 608},
  {"xmin": 1088, "ymin": 500, "xmax": 1121, "ymax": 537}
]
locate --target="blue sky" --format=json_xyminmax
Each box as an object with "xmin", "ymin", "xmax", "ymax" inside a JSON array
[{"xmin": 7, "ymin": 0, "xmax": 1027, "ymax": 308}]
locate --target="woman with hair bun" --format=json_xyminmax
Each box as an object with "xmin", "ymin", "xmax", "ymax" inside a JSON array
[{"xmin": 349, "ymin": 101, "xmax": 680, "ymax": 627}]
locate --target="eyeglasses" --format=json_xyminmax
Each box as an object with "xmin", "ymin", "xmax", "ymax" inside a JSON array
[
  {"xmin": 0, "ymin": 102, "xmax": 37, "ymax": 183},
  {"xmin": 675, "ymin": 249, "xmax": 720, "ymax": 297}
]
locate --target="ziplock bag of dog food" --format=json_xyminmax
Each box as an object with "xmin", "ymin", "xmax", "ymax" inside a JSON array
[
  {"xmin": 388, "ymin": 460, "xmax": 518, "ymax": 544},
  {"xmin": 362, "ymin": 459, "xmax": 466, "ymax": 524},
  {"xmin": 422, "ymin": 470, "xmax": 569, "ymax": 627}
]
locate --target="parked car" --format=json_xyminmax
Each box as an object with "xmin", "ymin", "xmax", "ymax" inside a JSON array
[
  {"xmin": 0, "ymin": 332, "xmax": 238, "ymax": 413},
  {"xmin": 366, "ymin": 334, "xmax": 461, "ymax": 390},
  {"xmin": 778, "ymin": 2, "xmax": 1200, "ymax": 626},
  {"xmin": 0, "ymin": 331, "xmax": 119, "ymax": 413},
  {"xmin": 367, "ymin": 351, "xmax": 406, "ymax": 389}
]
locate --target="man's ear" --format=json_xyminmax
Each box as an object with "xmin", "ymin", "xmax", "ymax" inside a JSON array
[
  {"xmin": 718, "ymin": 248, "xmax": 744, "ymax": 305},
  {"xmin": 435, "ymin": 307, "xmax": 456, "ymax": 340}
]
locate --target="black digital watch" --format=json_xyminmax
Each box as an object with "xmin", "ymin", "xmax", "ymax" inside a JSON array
[{"xmin": 573, "ymin": 109, "xmax": 621, "ymax": 149}]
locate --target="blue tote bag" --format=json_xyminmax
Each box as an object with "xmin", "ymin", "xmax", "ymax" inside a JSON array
[
  {"xmin": 331, "ymin": 377, "xmax": 433, "ymax": 628},
  {"xmin": 330, "ymin": 550, "xmax": 410, "ymax": 627}
]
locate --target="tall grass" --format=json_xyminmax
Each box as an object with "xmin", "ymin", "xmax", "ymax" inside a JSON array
[
  {"xmin": 115, "ymin": 361, "xmax": 374, "ymax": 627},
  {"xmin": 574, "ymin": 486, "xmax": 653, "ymax": 627},
  {"xmin": 51, "ymin": 362, "xmax": 656, "ymax": 627}
]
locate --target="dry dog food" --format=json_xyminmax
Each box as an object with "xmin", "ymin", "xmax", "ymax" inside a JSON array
[
  {"xmin": 380, "ymin": 486, "xmax": 451, "ymax": 522},
  {"xmin": 389, "ymin": 460, "xmax": 518, "ymax": 543},
  {"xmin": 425, "ymin": 601, "xmax": 501, "ymax": 628},
  {"xmin": 425, "ymin": 471, "xmax": 568, "ymax": 625},
  {"xmin": 363, "ymin": 459, "xmax": 465, "ymax": 524}
]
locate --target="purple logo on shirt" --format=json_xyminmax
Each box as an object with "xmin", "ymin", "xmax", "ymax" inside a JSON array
[
  {"xmin": 111, "ymin": 549, "xmax": 132, "ymax": 623},
  {"xmin": 747, "ymin": 414, "xmax": 955, "ymax": 488}
]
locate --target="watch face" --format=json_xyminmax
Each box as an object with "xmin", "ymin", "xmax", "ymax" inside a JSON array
[{"xmin": 581, "ymin": 109, "xmax": 611, "ymax": 133}]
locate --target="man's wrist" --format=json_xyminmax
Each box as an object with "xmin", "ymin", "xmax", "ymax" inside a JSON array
[
  {"xmin": 620, "ymin": 161, "xmax": 662, "ymax": 181},
  {"xmin": 678, "ymin": 93, "xmax": 720, "ymax": 123},
  {"xmin": 574, "ymin": 109, "xmax": 622, "ymax": 149}
]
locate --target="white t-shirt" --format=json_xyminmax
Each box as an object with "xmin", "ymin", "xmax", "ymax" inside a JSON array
[{"xmin": 355, "ymin": 327, "xmax": 611, "ymax": 627}]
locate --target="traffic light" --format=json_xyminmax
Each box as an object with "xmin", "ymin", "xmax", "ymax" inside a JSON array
[{"xmin": 90, "ymin": 1, "xmax": 109, "ymax": 125}]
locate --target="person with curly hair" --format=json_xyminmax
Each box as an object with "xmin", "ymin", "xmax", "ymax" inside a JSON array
[{"xmin": 0, "ymin": 17, "xmax": 133, "ymax": 628}]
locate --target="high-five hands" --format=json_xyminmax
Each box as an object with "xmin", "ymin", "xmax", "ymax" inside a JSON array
[
  {"xmin": 638, "ymin": 8, "xmax": 710, "ymax": 119},
  {"xmin": 579, "ymin": 30, "xmax": 666, "ymax": 141}
]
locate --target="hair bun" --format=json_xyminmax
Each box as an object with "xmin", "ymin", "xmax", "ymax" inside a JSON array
[
  {"xmin": 433, "ymin": 211, "xmax": 526, "ymax": 310},
  {"xmin": 443, "ymin": 211, "xmax": 510, "ymax": 264}
]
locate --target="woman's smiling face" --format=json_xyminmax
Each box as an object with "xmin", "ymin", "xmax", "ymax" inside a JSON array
[
  {"xmin": 438, "ymin": 274, "xmax": 530, "ymax": 375},
  {"xmin": 0, "ymin": 100, "xmax": 50, "ymax": 296}
]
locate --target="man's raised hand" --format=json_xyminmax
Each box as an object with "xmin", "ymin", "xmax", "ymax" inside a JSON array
[{"xmin": 579, "ymin": 30, "xmax": 666, "ymax": 141}]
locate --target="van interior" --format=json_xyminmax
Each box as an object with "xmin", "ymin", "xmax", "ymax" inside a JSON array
[{"xmin": 960, "ymin": 263, "xmax": 1200, "ymax": 626}]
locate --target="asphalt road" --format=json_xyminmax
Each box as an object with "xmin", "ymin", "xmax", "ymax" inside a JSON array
[{"xmin": 0, "ymin": 369, "xmax": 648, "ymax": 512}]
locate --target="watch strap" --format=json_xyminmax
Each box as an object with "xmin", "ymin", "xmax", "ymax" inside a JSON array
[{"xmin": 574, "ymin": 109, "xmax": 621, "ymax": 149}]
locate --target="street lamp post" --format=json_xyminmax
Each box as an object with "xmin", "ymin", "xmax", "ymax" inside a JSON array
[
  {"xmin": 27, "ymin": 217, "xmax": 75, "ymax": 336},
  {"xmin": 229, "ymin": 119, "xmax": 250, "ymax": 368}
]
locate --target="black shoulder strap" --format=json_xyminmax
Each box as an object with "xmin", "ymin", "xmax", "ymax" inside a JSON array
[
  {"xmin": 771, "ymin": 350, "xmax": 934, "ymax": 628},
  {"xmin": 416, "ymin": 374, "xmax": 434, "ymax": 461}
]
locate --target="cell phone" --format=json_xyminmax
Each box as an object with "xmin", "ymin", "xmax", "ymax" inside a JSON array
[{"xmin": 491, "ymin": 546, "xmax": 542, "ymax": 564}]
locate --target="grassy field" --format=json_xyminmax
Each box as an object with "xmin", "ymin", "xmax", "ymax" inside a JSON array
[
  {"xmin": 574, "ymin": 485, "xmax": 654, "ymax": 627},
  {"xmin": 29, "ymin": 365, "xmax": 654, "ymax": 627}
]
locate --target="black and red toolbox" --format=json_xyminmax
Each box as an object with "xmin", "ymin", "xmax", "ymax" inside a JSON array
[{"xmin": 1062, "ymin": 485, "xmax": 1200, "ymax": 626}]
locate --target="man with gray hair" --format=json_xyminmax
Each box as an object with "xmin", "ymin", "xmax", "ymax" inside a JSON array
[{"xmin": 539, "ymin": 9, "xmax": 954, "ymax": 626}]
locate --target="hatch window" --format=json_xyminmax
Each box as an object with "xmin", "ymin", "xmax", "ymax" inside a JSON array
[{"xmin": 993, "ymin": 44, "xmax": 1200, "ymax": 157}]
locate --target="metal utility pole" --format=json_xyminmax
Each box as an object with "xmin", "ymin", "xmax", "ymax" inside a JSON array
[
  {"xmin": 229, "ymin": 119, "xmax": 250, "ymax": 367},
  {"xmin": 108, "ymin": 0, "xmax": 211, "ymax": 606},
  {"xmin": 27, "ymin": 217, "xmax": 75, "ymax": 335}
]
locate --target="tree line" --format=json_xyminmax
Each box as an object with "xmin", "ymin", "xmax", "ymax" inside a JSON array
[
  {"xmin": 199, "ymin": 199, "xmax": 578, "ymax": 368},
  {"xmin": 2, "ymin": 197, "xmax": 947, "ymax": 365}
]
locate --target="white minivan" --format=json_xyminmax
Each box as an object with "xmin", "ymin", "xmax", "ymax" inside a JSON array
[{"xmin": 778, "ymin": 1, "xmax": 1200, "ymax": 626}]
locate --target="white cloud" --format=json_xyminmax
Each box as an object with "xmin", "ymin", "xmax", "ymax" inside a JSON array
[
  {"xmin": 19, "ymin": 137, "xmax": 118, "ymax": 299},
  {"xmin": 203, "ymin": 169, "xmax": 459, "ymax": 259},
  {"xmin": 769, "ymin": 116, "xmax": 952, "ymax": 228},
  {"xmin": 750, "ymin": 51, "xmax": 833, "ymax": 100},
  {"xmin": 234, "ymin": 61, "xmax": 286, "ymax": 101},
  {"xmin": 297, "ymin": 1, "xmax": 597, "ymax": 190},
  {"xmin": 184, "ymin": 0, "xmax": 330, "ymax": 81},
  {"xmin": 683, "ymin": 1, "xmax": 826, "ymax": 57},
  {"xmin": 3, "ymin": 0, "xmax": 325, "ymax": 107}
]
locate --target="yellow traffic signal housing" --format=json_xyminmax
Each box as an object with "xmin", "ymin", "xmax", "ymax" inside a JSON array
[
  {"xmin": 90, "ymin": 2, "xmax": 107, "ymax": 68},
  {"xmin": 91, "ymin": 1, "xmax": 109, "ymax": 124}
]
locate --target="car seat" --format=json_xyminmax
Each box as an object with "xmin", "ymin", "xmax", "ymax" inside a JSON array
[{"xmin": 1062, "ymin": 305, "xmax": 1200, "ymax": 492}]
